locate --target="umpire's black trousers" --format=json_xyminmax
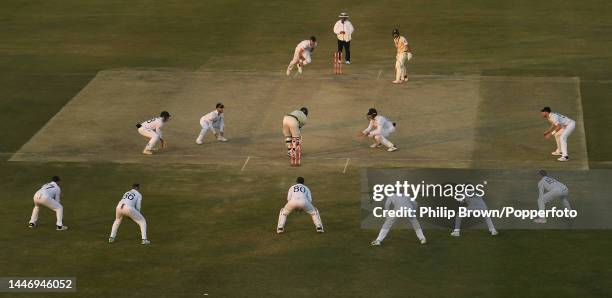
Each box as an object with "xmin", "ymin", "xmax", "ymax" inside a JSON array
[{"xmin": 337, "ymin": 40, "xmax": 351, "ymax": 62}]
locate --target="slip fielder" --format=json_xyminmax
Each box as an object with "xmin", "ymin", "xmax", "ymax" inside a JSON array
[
  {"xmin": 358, "ymin": 108, "xmax": 398, "ymax": 152},
  {"xmin": 541, "ymin": 106, "xmax": 575, "ymax": 162},
  {"xmin": 392, "ymin": 28, "xmax": 413, "ymax": 84},
  {"xmin": 277, "ymin": 177, "xmax": 324, "ymax": 234},
  {"xmin": 371, "ymin": 194, "xmax": 426, "ymax": 245},
  {"xmin": 282, "ymin": 107, "xmax": 308, "ymax": 157},
  {"xmin": 196, "ymin": 103, "xmax": 228, "ymax": 144},
  {"xmin": 137, "ymin": 111, "xmax": 171, "ymax": 155},
  {"xmin": 286, "ymin": 36, "xmax": 317, "ymax": 76},
  {"xmin": 28, "ymin": 176, "xmax": 68, "ymax": 231},
  {"xmin": 108, "ymin": 183, "xmax": 150, "ymax": 245},
  {"xmin": 534, "ymin": 170, "xmax": 572, "ymax": 224},
  {"xmin": 450, "ymin": 193, "xmax": 498, "ymax": 237}
]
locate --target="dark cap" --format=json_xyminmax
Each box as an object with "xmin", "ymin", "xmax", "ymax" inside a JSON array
[
  {"xmin": 216, "ymin": 103, "xmax": 224, "ymax": 109},
  {"xmin": 300, "ymin": 107, "xmax": 309, "ymax": 116},
  {"xmin": 367, "ymin": 108, "xmax": 378, "ymax": 115},
  {"xmin": 541, "ymin": 107, "xmax": 551, "ymax": 113},
  {"xmin": 538, "ymin": 170, "xmax": 547, "ymax": 177},
  {"xmin": 160, "ymin": 111, "xmax": 171, "ymax": 118},
  {"xmin": 296, "ymin": 177, "xmax": 305, "ymax": 184},
  {"xmin": 132, "ymin": 183, "xmax": 140, "ymax": 188},
  {"xmin": 52, "ymin": 176, "xmax": 61, "ymax": 182}
]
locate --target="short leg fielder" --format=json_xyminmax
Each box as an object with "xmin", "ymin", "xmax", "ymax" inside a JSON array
[
  {"xmin": 110, "ymin": 204, "xmax": 148, "ymax": 240},
  {"xmin": 29, "ymin": 191, "xmax": 64, "ymax": 227},
  {"xmin": 277, "ymin": 199, "xmax": 323, "ymax": 232},
  {"xmin": 138, "ymin": 127, "xmax": 160, "ymax": 151}
]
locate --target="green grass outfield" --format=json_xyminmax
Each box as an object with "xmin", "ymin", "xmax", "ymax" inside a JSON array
[{"xmin": 1, "ymin": 0, "xmax": 612, "ymax": 296}]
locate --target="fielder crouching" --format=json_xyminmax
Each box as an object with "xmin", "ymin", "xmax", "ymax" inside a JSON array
[
  {"xmin": 282, "ymin": 107, "xmax": 308, "ymax": 157},
  {"xmin": 196, "ymin": 102, "xmax": 228, "ymax": 144},
  {"xmin": 109, "ymin": 183, "xmax": 150, "ymax": 245},
  {"xmin": 277, "ymin": 177, "xmax": 324, "ymax": 234},
  {"xmin": 359, "ymin": 108, "xmax": 397, "ymax": 152},
  {"xmin": 137, "ymin": 111, "xmax": 171, "ymax": 155}
]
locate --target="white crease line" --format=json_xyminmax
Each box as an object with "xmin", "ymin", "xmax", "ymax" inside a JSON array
[
  {"xmin": 342, "ymin": 158, "xmax": 350, "ymax": 174},
  {"xmin": 240, "ymin": 156, "xmax": 251, "ymax": 171}
]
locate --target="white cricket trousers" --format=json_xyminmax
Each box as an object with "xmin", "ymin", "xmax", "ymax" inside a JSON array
[
  {"xmin": 196, "ymin": 120, "xmax": 219, "ymax": 143},
  {"xmin": 454, "ymin": 207, "xmax": 496, "ymax": 232},
  {"xmin": 29, "ymin": 191, "xmax": 63, "ymax": 226},
  {"xmin": 277, "ymin": 198, "xmax": 323, "ymax": 229},
  {"xmin": 288, "ymin": 49, "xmax": 312, "ymax": 69},
  {"xmin": 395, "ymin": 52, "xmax": 413, "ymax": 81},
  {"xmin": 538, "ymin": 188, "xmax": 571, "ymax": 212},
  {"xmin": 138, "ymin": 127, "xmax": 160, "ymax": 151},
  {"xmin": 376, "ymin": 207, "xmax": 425, "ymax": 242},
  {"xmin": 370, "ymin": 126, "xmax": 396, "ymax": 148},
  {"xmin": 110, "ymin": 204, "xmax": 148, "ymax": 240},
  {"xmin": 554, "ymin": 121, "xmax": 575, "ymax": 157}
]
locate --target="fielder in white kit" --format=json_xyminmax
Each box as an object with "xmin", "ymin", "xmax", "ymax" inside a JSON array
[
  {"xmin": 137, "ymin": 111, "xmax": 171, "ymax": 155},
  {"xmin": 109, "ymin": 183, "xmax": 150, "ymax": 245},
  {"xmin": 286, "ymin": 36, "xmax": 317, "ymax": 76},
  {"xmin": 534, "ymin": 170, "xmax": 572, "ymax": 224},
  {"xmin": 359, "ymin": 108, "xmax": 398, "ymax": 152},
  {"xmin": 28, "ymin": 176, "xmax": 68, "ymax": 231},
  {"xmin": 196, "ymin": 103, "xmax": 228, "ymax": 144},
  {"xmin": 277, "ymin": 177, "xmax": 324, "ymax": 234},
  {"xmin": 371, "ymin": 194, "xmax": 426, "ymax": 245},
  {"xmin": 450, "ymin": 193, "xmax": 498, "ymax": 237},
  {"xmin": 541, "ymin": 106, "xmax": 575, "ymax": 162}
]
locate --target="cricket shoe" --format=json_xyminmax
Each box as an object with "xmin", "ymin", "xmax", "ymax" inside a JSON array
[
  {"xmin": 371, "ymin": 240, "xmax": 381, "ymax": 246},
  {"xmin": 196, "ymin": 139, "xmax": 203, "ymax": 145},
  {"xmin": 534, "ymin": 218, "xmax": 547, "ymax": 224},
  {"xmin": 28, "ymin": 222, "xmax": 36, "ymax": 228},
  {"xmin": 551, "ymin": 150, "xmax": 562, "ymax": 156},
  {"xmin": 217, "ymin": 137, "xmax": 228, "ymax": 142},
  {"xmin": 286, "ymin": 67, "xmax": 291, "ymax": 76},
  {"xmin": 108, "ymin": 237, "xmax": 115, "ymax": 243},
  {"xmin": 450, "ymin": 230, "xmax": 460, "ymax": 237},
  {"xmin": 392, "ymin": 80, "xmax": 403, "ymax": 84},
  {"xmin": 370, "ymin": 143, "xmax": 382, "ymax": 148},
  {"xmin": 277, "ymin": 227, "xmax": 284, "ymax": 234},
  {"xmin": 557, "ymin": 156, "xmax": 569, "ymax": 162},
  {"xmin": 387, "ymin": 147, "xmax": 398, "ymax": 152},
  {"xmin": 56, "ymin": 225, "xmax": 69, "ymax": 231},
  {"xmin": 346, "ymin": 61, "xmax": 351, "ymax": 65},
  {"xmin": 420, "ymin": 238, "xmax": 427, "ymax": 245},
  {"xmin": 490, "ymin": 230, "xmax": 498, "ymax": 236},
  {"xmin": 142, "ymin": 149, "xmax": 153, "ymax": 155},
  {"xmin": 297, "ymin": 64, "xmax": 303, "ymax": 74},
  {"xmin": 141, "ymin": 239, "xmax": 151, "ymax": 245},
  {"xmin": 316, "ymin": 227, "xmax": 324, "ymax": 233}
]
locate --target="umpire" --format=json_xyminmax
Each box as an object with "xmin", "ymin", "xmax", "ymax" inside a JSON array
[{"xmin": 333, "ymin": 12, "xmax": 354, "ymax": 64}]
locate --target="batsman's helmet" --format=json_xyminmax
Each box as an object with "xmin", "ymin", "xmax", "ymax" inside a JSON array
[
  {"xmin": 392, "ymin": 28, "xmax": 400, "ymax": 37},
  {"xmin": 300, "ymin": 107, "xmax": 309, "ymax": 116}
]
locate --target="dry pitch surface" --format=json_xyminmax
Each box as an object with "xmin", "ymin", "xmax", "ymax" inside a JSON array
[{"xmin": 11, "ymin": 69, "xmax": 588, "ymax": 171}]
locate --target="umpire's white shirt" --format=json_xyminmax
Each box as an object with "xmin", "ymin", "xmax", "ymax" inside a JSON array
[{"xmin": 333, "ymin": 20, "xmax": 354, "ymax": 41}]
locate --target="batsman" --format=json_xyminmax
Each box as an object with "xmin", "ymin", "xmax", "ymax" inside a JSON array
[{"xmin": 282, "ymin": 107, "xmax": 308, "ymax": 165}]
